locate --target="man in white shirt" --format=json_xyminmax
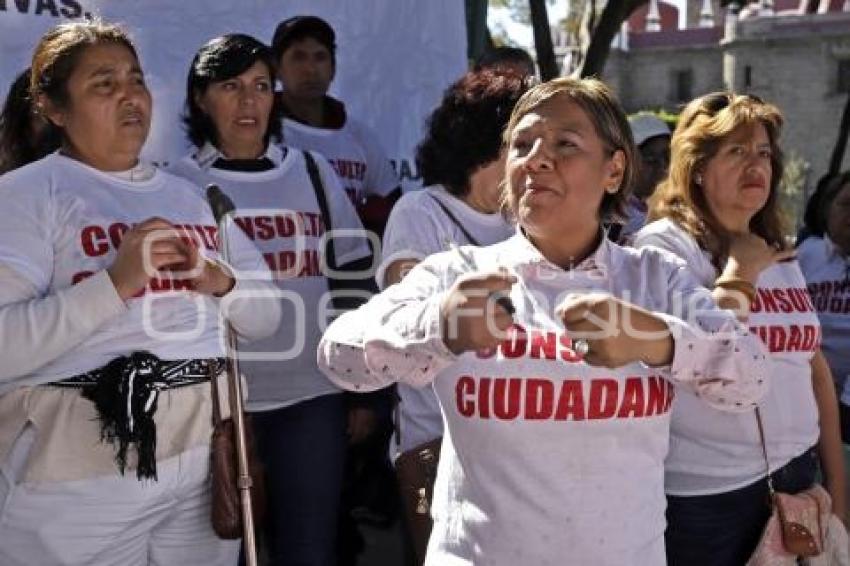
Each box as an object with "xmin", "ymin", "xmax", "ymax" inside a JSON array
[{"xmin": 271, "ymin": 15, "xmax": 401, "ymax": 238}]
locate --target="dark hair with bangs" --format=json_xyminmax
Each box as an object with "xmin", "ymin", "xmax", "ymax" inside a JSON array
[{"xmin": 183, "ymin": 33, "xmax": 282, "ymax": 148}]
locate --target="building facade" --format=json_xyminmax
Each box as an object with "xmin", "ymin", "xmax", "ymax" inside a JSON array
[{"xmin": 602, "ymin": 1, "xmax": 850, "ymax": 206}]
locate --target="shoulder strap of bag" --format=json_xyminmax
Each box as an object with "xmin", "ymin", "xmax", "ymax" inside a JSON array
[
  {"xmin": 754, "ymin": 407, "xmax": 777, "ymax": 496},
  {"xmin": 427, "ymin": 192, "xmax": 482, "ymax": 247},
  {"xmin": 304, "ymin": 150, "xmax": 337, "ymax": 270}
]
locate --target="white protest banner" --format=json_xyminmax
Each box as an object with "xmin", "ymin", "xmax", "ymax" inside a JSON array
[{"xmin": 0, "ymin": 0, "xmax": 467, "ymax": 190}]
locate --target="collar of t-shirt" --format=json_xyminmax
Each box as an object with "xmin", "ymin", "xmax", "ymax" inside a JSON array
[
  {"xmin": 504, "ymin": 227, "xmax": 611, "ymax": 277},
  {"xmin": 193, "ymin": 142, "xmax": 285, "ymax": 172},
  {"xmin": 56, "ymin": 150, "xmax": 157, "ymax": 183}
]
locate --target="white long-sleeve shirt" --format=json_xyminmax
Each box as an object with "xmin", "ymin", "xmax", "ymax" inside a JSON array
[
  {"xmin": 0, "ymin": 153, "xmax": 281, "ymax": 483},
  {"xmin": 318, "ymin": 231, "xmax": 769, "ymax": 566}
]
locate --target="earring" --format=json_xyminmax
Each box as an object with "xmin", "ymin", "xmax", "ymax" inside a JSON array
[
  {"xmin": 605, "ymin": 184, "xmax": 619, "ymax": 194},
  {"xmin": 694, "ymin": 173, "xmax": 703, "ymax": 186}
]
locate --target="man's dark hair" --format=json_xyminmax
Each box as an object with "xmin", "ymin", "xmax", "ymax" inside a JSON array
[{"xmin": 271, "ymin": 15, "xmax": 336, "ymax": 64}]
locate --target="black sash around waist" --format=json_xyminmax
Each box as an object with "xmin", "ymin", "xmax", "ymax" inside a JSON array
[{"xmin": 51, "ymin": 352, "xmax": 224, "ymax": 480}]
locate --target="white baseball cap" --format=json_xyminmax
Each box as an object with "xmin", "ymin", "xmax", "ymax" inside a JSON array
[{"xmin": 629, "ymin": 113, "xmax": 671, "ymax": 147}]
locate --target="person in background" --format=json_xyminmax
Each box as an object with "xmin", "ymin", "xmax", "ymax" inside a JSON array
[
  {"xmin": 473, "ymin": 46, "xmax": 536, "ymax": 79},
  {"xmin": 798, "ymin": 171, "xmax": 850, "ymax": 446},
  {"xmin": 0, "ymin": 68, "xmax": 59, "ymax": 174},
  {"xmin": 610, "ymin": 112, "xmax": 670, "ymax": 243},
  {"xmin": 798, "ymin": 171, "xmax": 840, "ymax": 245},
  {"xmin": 170, "ymin": 33, "xmax": 372, "ymax": 566},
  {"xmin": 271, "ymin": 15, "xmax": 401, "ymax": 238},
  {"xmin": 379, "ymin": 68, "xmax": 528, "ymax": 564},
  {"xmin": 0, "ymin": 21, "xmax": 279, "ymax": 566},
  {"xmin": 317, "ymin": 77, "xmax": 770, "ymax": 566},
  {"xmin": 634, "ymin": 92, "xmax": 846, "ymax": 565}
]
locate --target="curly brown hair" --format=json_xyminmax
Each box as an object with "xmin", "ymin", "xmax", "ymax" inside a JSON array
[
  {"xmin": 416, "ymin": 68, "xmax": 530, "ymax": 197},
  {"xmin": 648, "ymin": 92, "xmax": 786, "ymax": 270}
]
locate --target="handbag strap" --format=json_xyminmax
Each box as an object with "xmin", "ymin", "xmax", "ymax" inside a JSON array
[
  {"xmin": 754, "ymin": 407, "xmax": 777, "ymax": 497},
  {"xmin": 427, "ymin": 193, "xmax": 481, "ymax": 247},
  {"xmin": 304, "ymin": 150, "xmax": 337, "ymax": 270},
  {"xmin": 210, "ymin": 362, "xmax": 223, "ymax": 427}
]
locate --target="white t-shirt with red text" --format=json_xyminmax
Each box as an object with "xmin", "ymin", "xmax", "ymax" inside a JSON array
[
  {"xmin": 282, "ymin": 115, "xmax": 399, "ymax": 206},
  {"xmin": 318, "ymin": 231, "xmax": 769, "ymax": 565},
  {"xmin": 798, "ymin": 236, "xmax": 850, "ymax": 401},
  {"xmin": 635, "ymin": 218, "xmax": 820, "ymax": 495},
  {"xmin": 0, "ymin": 152, "xmax": 272, "ymax": 389},
  {"xmin": 169, "ymin": 145, "xmax": 370, "ymax": 409}
]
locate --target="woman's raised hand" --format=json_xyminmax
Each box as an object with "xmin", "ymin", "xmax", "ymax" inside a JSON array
[
  {"xmin": 440, "ymin": 269, "xmax": 517, "ymax": 355},
  {"xmin": 107, "ymin": 217, "xmax": 188, "ymax": 300},
  {"xmin": 724, "ymin": 232, "xmax": 796, "ymax": 284},
  {"xmin": 556, "ymin": 292, "xmax": 674, "ymax": 368},
  {"xmin": 107, "ymin": 217, "xmax": 233, "ymax": 300}
]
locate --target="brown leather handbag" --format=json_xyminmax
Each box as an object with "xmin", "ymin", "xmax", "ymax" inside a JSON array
[
  {"xmin": 210, "ymin": 371, "xmax": 266, "ymax": 539},
  {"xmin": 394, "ymin": 437, "xmax": 442, "ymax": 565},
  {"xmin": 748, "ymin": 409, "xmax": 827, "ymax": 563}
]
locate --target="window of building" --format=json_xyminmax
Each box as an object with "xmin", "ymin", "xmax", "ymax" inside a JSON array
[
  {"xmin": 838, "ymin": 60, "xmax": 850, "ymax": 93},
  {"xmin": 744, "ymin": 65, "xmax": 753, "ymax": 88},
  {"xmin": 673, "ymin": 69, "xmax": 694, "ymax": 102}
]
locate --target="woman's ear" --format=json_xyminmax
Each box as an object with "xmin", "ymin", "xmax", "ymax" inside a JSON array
[
  {"xmin": 604, "ymin": 149, "xmax": 626, "ymax": 192},
  {"xmin": 37, "ymin": 94, "xmax": 65, "ymax": 128},
  {"xmin": 193, "ymin": 89, "xmax": 207, "ymax": 114}
]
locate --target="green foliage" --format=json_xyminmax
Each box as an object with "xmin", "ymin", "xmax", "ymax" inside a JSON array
[{"xmin": 778, "ymin": 151, "xmax": 810, "ymax": 237}]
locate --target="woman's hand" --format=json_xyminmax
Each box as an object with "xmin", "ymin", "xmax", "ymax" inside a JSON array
[
  {"xmin": 440, "ymin": 270, "xmax": 516, "ymax": 355},
  {"xmin": 107, "ymin": 217, "xmax": 234, "ymax": 300},
  {"xmin": 107, "ymin": 217, "xmax": 190, "ymax": 300},
  {"xmin": 556, "ymin": 292, "xmax": 673, "ymax": 368},
  {"xmin": 723, "ymin": 232, "xmax": 796, "ymax": 284},
  {"xmin": 181, "ymin": 241, "xmax": 235, "ymax": 297}
]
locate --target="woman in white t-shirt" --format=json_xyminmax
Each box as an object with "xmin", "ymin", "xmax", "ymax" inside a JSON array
[
  {"xmin": 169, "ymin": 34, "xmax": 372, "ymax": 566},
  {"xmin": 634, "ymin": 92, "xmax": 847, "ymax": 565},
  {"xmin": 317, "ymin": 78, "xmax": 770, "ymax": 566},
  {"xmin": 798, "ymin": 172, "xmax": 850, "ymax": 444},
  {"xmin": 379, "ymin": 68, "xmax": 527, "ymax": 561},
  {"xmin": 0, "ymin": 22, "xmax": 280, "ymax": 566}
]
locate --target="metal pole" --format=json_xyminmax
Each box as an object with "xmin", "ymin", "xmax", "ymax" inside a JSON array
[{"xmin": 218, "ymin": 217, "xmax": 258, "ymax": 566}]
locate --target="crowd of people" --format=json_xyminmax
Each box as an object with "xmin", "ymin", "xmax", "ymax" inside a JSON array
[{"xmin": 0, "ymin": 14, "xmax": 849, "ymax": 566}]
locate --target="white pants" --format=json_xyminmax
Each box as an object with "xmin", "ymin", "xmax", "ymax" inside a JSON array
[{"xmin": 0, "ymin": 426, "xmax": 238, "ymax": 566}]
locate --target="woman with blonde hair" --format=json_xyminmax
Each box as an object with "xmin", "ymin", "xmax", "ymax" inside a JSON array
[
  {"xmin": 317, "ymin": 78, "xmax": 770, "ymax": 565},
  {"xmin": 634, "ymin": 92, "xmax": 846, "ymax": 565}
]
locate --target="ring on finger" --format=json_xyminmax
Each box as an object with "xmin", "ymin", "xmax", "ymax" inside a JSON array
[{"xmin": 572, "ymin": 338, "xmax": 590, "ymax": 357}]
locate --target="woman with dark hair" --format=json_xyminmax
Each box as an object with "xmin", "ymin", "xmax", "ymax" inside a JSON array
[
  {"xmin": 378, "ymin": 68, "xmax": 528, "ymax": 562},
  {"xmin": 798, "ymin": 172, "xmax": 840, "ymax": 244},
  {"xmin": 0, "ymin": 68, "xmax": 59, "ymax": 174},
  {"xmin": 634, "ymin": 92, "xmax": 846, "ymax": 565},
  {"xmin": 169, "ymin": 33, "xmax": 371, "ymax": 566},
  {"xmin": 0, "ymin": 21, "xmax": 279, "ymax": 566},
  {"xmin": 318, "ymin": 77, "xmax": 769, "ymax": 565},
  {"xmin": 799, "ymin": 171, "xmax": 850, "ymax": 441}
]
